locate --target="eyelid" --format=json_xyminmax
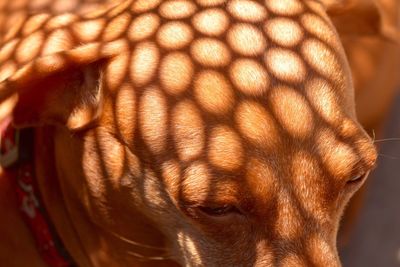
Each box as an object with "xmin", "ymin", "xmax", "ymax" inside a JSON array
[
  {"xmin": 198, "ymin": 204, "xmax": 241, "ymax": 216},
  {"xmin": 180, "ymin": 201, "xmax": 244, "ymax": 218},
  {"xmin": 346, "ymin": 156, "xmax": 376, "ymax": 180},
  {"xmin": 348, "ymin": 170, "xmax": 370, "ymax": 183}
]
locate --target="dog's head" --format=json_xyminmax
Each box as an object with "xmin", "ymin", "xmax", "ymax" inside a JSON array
[{"xmin": 0, "ymin": 0, "xmax": 390, "ymax": 266}]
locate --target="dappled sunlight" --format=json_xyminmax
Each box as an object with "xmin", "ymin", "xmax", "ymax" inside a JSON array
[
  {"xmin": 194, "ymin": 70, "xmax": 234, "ymax": 115},
  {"xmin": 82, "ymin": 131, "xmax": 110, "ymax": 206},
  {"xmin": 305, "ymin": 78, "xmax": 343, "ymax": 125},
  {"xmin": 160, "ymin": 159, "xmax": 182, "ymax": 196},
  {"xmin": 301, "ymin": 13, "xmax": 339, "ymax": 46},
  {"xmin": 157, "ymin": 21, "xmax": 193, "ymax": 50},
  {"xmin": 230, "ymin": 58, "xmax": 269, "ymax": 96},
  {"xmin": 128, "ymin": 13, "xmax": 160, "ymax": 42},
  {"xmin": 227, "ymin": 23, "xmax": 267, "ymax": 56},
  {"xmin": 3, "ymin": 12, "xmax": 27, "ymax": 41},
  {"xmin": 105, "ymin": 53, "xmax": 129, "ymax": 91},
  {"xmin": 0, "ymin": 39, "xmax": 19, "ymax": 62},
  {"xmin": 139, "ymin": 86, "xmax": 168, "ymax": 155},
  {"xmin": 338, "ymin": 117, "xmax": 360, "ymax": 139},
  {"xmin": 181, "ymin": 160, "xmax": 213, "ymax": 202},
  {"xmin": 0, "ymin": 0, "xmax": 380, "ymax": 266},
  {"xmin": 0, "ymin": 61, "xmax": 17, "ymax": 81},
  {"xmin": 102, "ymin": 12, "xmax": 130, "ymax": 41},
  {"xmin": 115, "ymin": 83, "xmax": 136, "ymax": 144},
  {"xmin": 302, "ymin": 38, "xmax": 342, "ymax": 80},
  {"xmin": 73, "ymin": 18, "xmax": 106, "ymax": 42},
  {"xmin": 265, "ymin": 48, "xmax": 306, "ymax": 83},
  {"xmin": 130, "ymin": 0, "xmax": 161, "ymax": 13},
  {"xmin": 41, "ymin": 28, "xmax": 74, "ymax": 54},
  {"xmin": 47, "ymin": 13, "xmax": 79, "ymax": 30},
  {"xmin": 97, "ymin": 133, "xmax": 126, "ymax": 189},
  {"xmin": 316, "ymin": 128, "xmax": 361, "ymax": 179},
  {"xmin": 16, "ymin": 31, "xmax": 44, "ymax": 63},
  {"xmin": 290, "ymin": 150, "xmax": 331, "ymax": 222},
  {"xmin": 160, "ymin": 52, "xmax": 193, "ymax": 95},
  {"xmin": 50, "ymin": 0, "xmax": 80, "ymax": 13},
  {"xmin": 265, "ymin": 18, "xmax": 303, "ymax": 47},
  {"xmin": 160, "ymin": 0, "xmax": 197, "ymax": 20},
  {"xmin": 245, "ymin": 156, "xmax": 277, "ymax": 209},
  {"xmin": 236, "ymin": 101, "xmax": 280, "ymax": 149},
  {"xmin": 192, "ymin": 8, "xmax": 228, "ymax": 36},
  {"xmin": 279, "ymin": 254, "xmax": 307, "ymax": 267},
  {"xmin": 227, "ymin": 0, "xmax": 267, "ymax": 22},
  {"xmin": 196, "ymin": 0, "xmax": 226, "ymax": 7},
  {"xmin": 172, "ymin": 100, "xmax": 205, "ymax": 162},
  {"xmin": 191, "ymin": 38, "xmax": 231, "ymax": 67},
  {"xmin": 180, "ymin": 161, "xmax": 240, "ymax": 206},
  {"xmin": 270, "ymin": 86, "xmax": 314, "ymax": 138},
  {"xmin": 275, "ymin": 190, "xmax": 303, "ymax": 239},
  {"xmin": 265, "ymin": 0, "xmax": 304, "ymax": 16},
  {"xmin": 177, "ymin": 231, "xmax": 204, "ymax": 266},
  {"xmin": 130, "ymin": 41, "xmax": 159, "ymax": 86},
  {"xmin": 208, "ymin": 125, "xmax": 243, "ymax": 171},
  {"xmin": 306, "ymin": 233, "xmax": 339, "ymax": 266}
]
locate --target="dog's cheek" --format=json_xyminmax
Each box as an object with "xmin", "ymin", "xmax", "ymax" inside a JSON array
[{"xmin": 79, "ymin": 130, "xmax": 181, "ymax": 225}]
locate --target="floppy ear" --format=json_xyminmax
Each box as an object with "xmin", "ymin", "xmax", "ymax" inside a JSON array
[
  {"xmin": 0, "ymin": 41, "xmax": 127, "ymax": 131},
  {"xmin": 323, "ymin": 0, "xmax": 400, "ymax": 42},
  {"xmin": 12, "ymin": 62, "xmax": 103, "ymax": 131}
]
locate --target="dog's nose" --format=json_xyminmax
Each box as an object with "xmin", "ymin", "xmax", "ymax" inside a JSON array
[{"xmin": 254, "ymin": 236, "xmax": 342, "ymax": 267}]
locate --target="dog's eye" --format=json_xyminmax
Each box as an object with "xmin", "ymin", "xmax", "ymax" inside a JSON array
[
  {"xmin": 198, "ymin": 204, "xmax": 240, "ymax": 217},
  {"xmin": 348, "ymin": 171, "xmax": 369, "ymax": 184}
]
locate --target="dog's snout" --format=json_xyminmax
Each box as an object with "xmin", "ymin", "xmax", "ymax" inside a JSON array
[{"xmin": 253, "ymin": 235, "xmax": 341, "ymax": 267}]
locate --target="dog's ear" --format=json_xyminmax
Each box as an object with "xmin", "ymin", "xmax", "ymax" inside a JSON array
[
  {"xmin": 12, "ymin": 62, "xmax": 103, "ymax": 131},
  {"xmin": 0, "ymin": 42, "xmax": 125, "ymax": 131},
  {"xmin": 323, "ymin": 0, "xmax": 400, "ymax": 42}
]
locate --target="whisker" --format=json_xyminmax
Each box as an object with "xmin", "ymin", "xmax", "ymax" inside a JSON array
[
  {"xmin": 106, "ymin": 229, "xmax": 167, "ymax": 251},
  {"xmin": 374, "ymin": 138, "xmax": 400, "ymax": 143},
  {"xmin": 127, "ymin": 251, "xmax": 171, "ymax": 261},
  {"xmin": 91, "ymin": 220, "xmax": 166, "ymax": 251},
  {"xmin": 378, "ymin": 153, "xmax": 400, "ymax": 160}
]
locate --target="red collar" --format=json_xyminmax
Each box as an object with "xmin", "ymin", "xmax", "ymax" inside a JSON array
[{"xmin": 0, "ymin": 118, "xmax": 75, "ymax": 267}]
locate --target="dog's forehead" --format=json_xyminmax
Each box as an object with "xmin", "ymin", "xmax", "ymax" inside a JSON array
[
  {"xmin": 1, "ymin": 0, "xmax": 370, "ymax": 193},
  {"xmin": 127, "ymin": 0, "xmax": 357, "ymax": 155},
  {"xmin": 0, "ymin": 0, "xmax": 352, "ymax": 112},
  {"xmin": 120, "ymin": 0, "xmax": 351, "ymax": 96},
  {"xmin": 116, "ymin": 0, "xmax": 380, "ymax": 204}
]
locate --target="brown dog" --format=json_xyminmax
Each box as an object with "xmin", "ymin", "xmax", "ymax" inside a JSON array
[{"xmin": 0, "ymin": 0, "xmax": 396, "ymax": 266}]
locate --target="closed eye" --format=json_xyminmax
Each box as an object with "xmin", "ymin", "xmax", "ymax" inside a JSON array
[
  {"xmin": 182, "ymin": 203, "xmax": 243, "ymax": 220},
  {"xmin": 347, "ymin": 171, "xmax": 370, "ymax": 184},
  {"xmin": 198, "ymin": 204, "xmax": 241, "ymax": 217}
]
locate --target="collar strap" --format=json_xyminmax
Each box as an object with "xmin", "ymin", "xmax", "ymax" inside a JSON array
[{"xmin": 0, "ymin": 119, "xmax": 75, "ymax": 267}]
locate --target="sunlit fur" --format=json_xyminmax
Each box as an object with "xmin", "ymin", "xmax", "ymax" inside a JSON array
[{"xmin": 0, "ymin": 0, "xmax": 390, "ymax": 266}]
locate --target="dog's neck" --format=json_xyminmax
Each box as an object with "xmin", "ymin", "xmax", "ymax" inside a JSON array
[
  {"xmin": 34, "ymin": 126, "xmax": 176, "ymax": 267},
  {"xmin": 33, "ymin": 127, "xmax": 92, "ymax": 266}
]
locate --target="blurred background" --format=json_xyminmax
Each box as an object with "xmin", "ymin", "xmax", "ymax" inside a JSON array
[{"xmin": 341, "ymin": 92, "xmax": 400, "ymax": 267}]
